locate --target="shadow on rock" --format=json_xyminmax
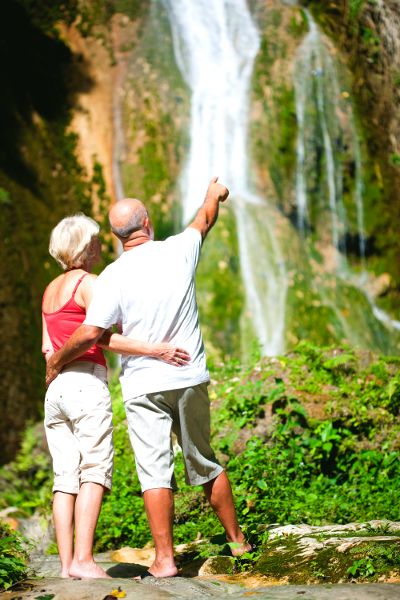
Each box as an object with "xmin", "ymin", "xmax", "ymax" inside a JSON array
[{"xmin": 106, "ymin": 562, "xmax": 148, "ymax": 578}]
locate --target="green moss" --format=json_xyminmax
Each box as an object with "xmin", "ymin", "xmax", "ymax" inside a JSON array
[
  {"xmin": 253, "ymin": 535, "xmax": 388, "ymax": 583},
  {"xmin": 269, "ymin": 86, "xmax": 297, "ymax": 203},
  {"xmin": 251, "ymin": 5, "xmax": 299, "ymax": 210},
  {"xmin": 251, "ymin": 80, "xmax": 297, "ymax": 207},
  {"xmin": 287, "ymin": 10, "xmax": 309, "ymax": 38},
  {"xmin": 251, "ymin": 529, "xmax": 400, "ymax": 583},
  {"xmin": 349, "ymin": 0, "xmax": 366, "ymax": 21},
  {"xmin": 118, "ymin": 3, "xmax": 189, "ymax": 240}
]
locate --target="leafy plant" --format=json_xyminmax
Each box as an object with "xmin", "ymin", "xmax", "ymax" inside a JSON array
[
  {"xmin": 0, "ymin": 523, "xmax": 29, "ymax": 591},
  {"xmin": 365, "ymin": 522, "xmax": 393, "ymax": 535},
  {"xmin": 348, "ymin": 557, "xmax": 375, "ymax": 578},
  {"xmin": 2, "ymin": 344, "xmax": 400, "ymax": 567}
]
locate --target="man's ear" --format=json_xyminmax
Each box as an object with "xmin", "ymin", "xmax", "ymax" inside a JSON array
[
  {"xmin": 144, "ymin": 215, "xmax": 154, "ymax": 235},
  {"xmin": 143, "ymin": 215, "xmax": 154, "ymax": 240}
]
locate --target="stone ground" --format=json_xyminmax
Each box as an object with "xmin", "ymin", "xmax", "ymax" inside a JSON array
[
  {"xmin": 2, "ymin": 576, "xmax": 400, "ymax": 599},
  {"xmin": 2, "ymin": 522, "xmax": 400, "ymax": 599},
  {"xmin": 0, "ymin": 550, "xmax": 399, "ymax": 600}
]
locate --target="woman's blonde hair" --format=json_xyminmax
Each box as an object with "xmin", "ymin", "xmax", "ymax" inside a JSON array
[{"xmin": 49, "ymin": 214, "xmax": 100, "ymax": 270}]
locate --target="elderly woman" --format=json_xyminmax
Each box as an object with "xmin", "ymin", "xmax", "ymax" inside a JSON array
[{"xmin": 42, "ymin": 214, "xmax": 189, "ymax": 579}]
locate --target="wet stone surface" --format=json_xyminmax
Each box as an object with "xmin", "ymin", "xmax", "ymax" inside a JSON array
[
  {"xmin": 2, "ymin": 579, "xmax": 400, "ymax": 599},
  {"xmin": 1, "ymin": 552, "xmax": 400, "ymax": 600},
  {"xmin": 2, "ymin": 522, "xmax": 400, "ymax": 599}
]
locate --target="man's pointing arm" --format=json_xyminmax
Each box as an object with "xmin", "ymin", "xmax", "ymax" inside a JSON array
[{"xmin": 188, "ymin": 176, "xmax": 229, "ymax": 240}]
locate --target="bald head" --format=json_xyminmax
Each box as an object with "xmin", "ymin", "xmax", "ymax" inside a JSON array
[{"xmin": 109, "ymin": 198, "xmax": 148, "ymax": 239}]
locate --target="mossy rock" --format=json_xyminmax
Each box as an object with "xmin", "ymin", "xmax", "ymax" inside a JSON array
[{"xmin": 253, "ymin": 522, "xmax": 400, "ymax": 583}]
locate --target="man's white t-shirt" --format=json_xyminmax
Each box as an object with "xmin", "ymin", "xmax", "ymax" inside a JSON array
[{"xmin": 84, "ymin": 228, "xmax": 209, "ymax": 399}]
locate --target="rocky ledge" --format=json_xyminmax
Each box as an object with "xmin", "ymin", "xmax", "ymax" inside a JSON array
[{"xmin": 3, "ymin": 520, "xmax": 399, "ymax": 600}]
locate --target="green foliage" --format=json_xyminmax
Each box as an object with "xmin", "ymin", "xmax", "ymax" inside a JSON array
[
  {"xmin": 211, "ymin": 343, "xmax": 400, "ymax": 529},
  {"xmin": 94, "ymin": 391, "xmax": 150, "ymax": 549},
  {"xmin": 348, "ymin": 556, "xmax": 375, "ymax": 578},
  {"xmin": 1, "ymin": 344, "xmax": 400, "ymax": 571},
  {"xmin": 0, "ymin": 423, "xmax": 52, "ymax": 513},
  {"xmin": 0, "ymin": 523, "xmax": 29, "ymax": 591},
  {"xmin": 347, "ymin": 544, "xmax": 400, "ymax": 580}
]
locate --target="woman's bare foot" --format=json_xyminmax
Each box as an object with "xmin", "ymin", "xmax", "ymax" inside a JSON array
[
  {"xmin": 60, "ymin": 570, "xmax": 71, "ymax": 578},
  {"xmin": 69, "ymin": 559, "xmax": 111, "ymax": 579}
]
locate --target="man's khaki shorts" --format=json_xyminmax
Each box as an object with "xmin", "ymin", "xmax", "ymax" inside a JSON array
[
  {"xmin": 44, "ymin": 361, "xmax": 113, "ymax": 494},
  {"xmin": 124, "ymin": 383, "xmax": 223, "ymax": 492}
]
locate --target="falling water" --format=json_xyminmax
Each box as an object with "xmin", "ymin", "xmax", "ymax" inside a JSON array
[
  {"xmin": 160, "ymin": 0, "xmax": 287, "ymax": 354},
  {"xmin": 294, "ymin": 11, "xmax": 367, "ymax": 265},
  {"xmin": 294, "ymin": 10, "xmax": 400, "ymax": 332},
  {"xmin": 354, "ymin": 140, "xmax": 367, "ymax": 263}
]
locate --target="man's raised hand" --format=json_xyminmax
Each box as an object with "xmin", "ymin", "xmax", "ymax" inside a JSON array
[{"xmin": 205, "ymin": 176, "xmax": 229, "ymax": 204}]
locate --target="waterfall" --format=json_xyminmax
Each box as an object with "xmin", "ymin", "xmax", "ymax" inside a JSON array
[
  {"xmin": 294, "ymin": 10, "xmax": 400, "ymax": 332},
  {"xmin": 293, "ymin": 11, "xmax": 370, "ymax": 268},
  {"xmin": 160, "ymin": 0, "xmax": 287, "ymax": 355}
]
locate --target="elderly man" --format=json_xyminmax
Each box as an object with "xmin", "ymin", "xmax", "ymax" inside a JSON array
[{"xmin": 46, "ymin": 177, "xmax": 250, "ymax": 577}]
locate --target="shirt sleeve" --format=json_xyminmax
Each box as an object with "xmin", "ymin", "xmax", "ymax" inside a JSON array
[
  {"xmin": 167, "ymin": 227, "xmax": 202, "ymax": 272},
  {"xmin": 84, "ymin": 268, "xmax": 121, "ymax": 329}
]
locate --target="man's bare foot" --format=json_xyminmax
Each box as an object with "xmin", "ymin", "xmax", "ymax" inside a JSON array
[
  {"xmin": 227, "ymin": 538, "xmax": 253, "ymax": 557},
  {"xmin": 135, "ymin": 559, "xmax": 178, "ymax": 579},
  {"xmin": 69, "ymin": 559, "xmax": 111, "ymax": 579}
]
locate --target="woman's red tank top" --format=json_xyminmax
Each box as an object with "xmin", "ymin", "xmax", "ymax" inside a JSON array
[{"xmin": 42, "ymin": 274, "xmax": 106, "ymax": 367}]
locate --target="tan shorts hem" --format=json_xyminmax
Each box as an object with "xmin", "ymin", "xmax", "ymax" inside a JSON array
[
  {"xmin": 80, "ymin": 475, "xmax": 112, "ymax": 491},
  {"xmin": 188, "ymin": 465, "xmax": 224, "ymax": 487},
  {"xmin": 52, "ymin": 484, "xmax": 79, "ymax": 495},
  {"xmin": 141, "ymin": 482, "xmax": 175, "ymax": 493},
  {"xmin": 53, "ymin": 475, "xmax": 112, "ymax": 494}
]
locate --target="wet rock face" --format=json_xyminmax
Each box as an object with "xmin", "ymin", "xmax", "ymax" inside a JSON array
[
  {"xmin": 303, "ymin": 0, "xmax": 400, "ymax": 290},
  {"xmin": 302, "ymin": 0, "xmax": 400, "ymax": 156},
  {"xmin": 198, "ymin": 555, "xmax": 235, "ymax": 576},
  {"xmin": 253, "ymin": 521, "xmax": 400, "ymax": 584},
  {"xmin": 0, "ymin": 2, "xmax": 97, "ymax": 463}
]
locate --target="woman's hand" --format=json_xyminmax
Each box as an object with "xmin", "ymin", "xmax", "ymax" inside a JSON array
[
  {"xmin": 46, "ymin": 353, "xmax": 61, "ymax": 387},
  {"xmin": 44, "ymin": 348, "xmax": 54, "ymax": 363},
  {"xmin": 154, "ymin": 343, "xmax": 190, "ymax": 366}
]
